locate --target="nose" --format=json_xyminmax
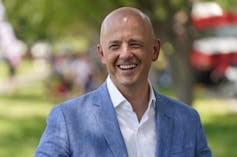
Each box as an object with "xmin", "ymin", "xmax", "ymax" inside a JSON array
[{"xmin": 120, "ymin": 43, "xmax": 133, "ymax": 59}]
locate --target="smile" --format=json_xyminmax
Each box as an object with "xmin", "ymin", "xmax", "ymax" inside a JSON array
[{"xmin": 118, "ymin": 64, "xmax": 137, "ymax": 70}]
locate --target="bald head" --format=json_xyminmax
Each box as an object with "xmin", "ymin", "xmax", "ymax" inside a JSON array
[
  {"xmin": 99, "ymin": 7, "xmax": 155, "ymax": 44},
  {"xmin": 96, "ymin": 7, "xmax": 160, "ymax": 92}
]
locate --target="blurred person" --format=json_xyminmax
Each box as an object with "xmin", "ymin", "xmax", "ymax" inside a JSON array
[
  {"xmin": 71, "ymin": 53, "xmax": 96, "ymax": 94},
  {"xmin": 48, "ymin": 51, "xmax": 74, "ymax": 97},
  {"xmin": 0, "ymin": 0, "xmax": 24, "ymax": 79},
  {"xmin": 2, "ymin": 55, "xmax": 16, "ymax": 78},
  {"xmin": 35, "ymin": 7, "xmax": 211, "ymax": 157}
]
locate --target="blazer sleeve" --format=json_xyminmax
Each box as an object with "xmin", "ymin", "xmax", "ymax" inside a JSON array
[
  {"xmin": 194, "ymin": 110, "xmax": 212, "ymax": 157},
  {"xmin": 35, "ymin": 105, "xmax": 70, "ymax": 157}
]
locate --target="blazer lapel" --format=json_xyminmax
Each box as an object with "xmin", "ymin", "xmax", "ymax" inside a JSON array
[
  {"xmin": 93, "ymin": 82, "xmax": 128, "ymax": 157},
  {"xmin": 155, "ymin": 92, "xmax": 174, "ymax": 157}
]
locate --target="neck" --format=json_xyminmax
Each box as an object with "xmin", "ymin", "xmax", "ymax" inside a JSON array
[{"xmin": 119, "ymin": 82, "xmax": 150, "ymax": 121}]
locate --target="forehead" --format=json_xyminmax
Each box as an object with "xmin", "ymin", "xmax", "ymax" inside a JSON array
[
  {"xmin": 102, "ymin": 10, "xmax": 147, "ymax": 30},
  {"xmin": 108, "ymin": 16, "xmax": 144, "ymax": 32},
  {"xmin": 100, "ymin": 12, "xmax": 149, "ymax": 42}
]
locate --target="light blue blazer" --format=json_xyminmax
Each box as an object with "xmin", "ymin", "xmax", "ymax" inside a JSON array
[{"xmin": 35, "ymin": 82, "xmax": 211, "ymax": 157}]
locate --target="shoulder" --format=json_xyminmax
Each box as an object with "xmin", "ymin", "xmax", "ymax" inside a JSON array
[
  {"xmin": 155, "ymin": 92, "xmax": 204, "ymax": 134},
  {"xmin": 49, "ymin": 88, "xmax": 100, "ymax": 117},
  {"xmin": 155, "ymin": 92, "xmax": 200, "ymax": 121},
  {"xmin": 63, "ymin": 89, "xmax": 100, "ymax": 112},
  {"xmin": 50, "ymin": 82, "xmax": 108, "ymax": 117},
  {"xmin": 156, "ymin": 92, "xmax": 193, "ymax": 110}
]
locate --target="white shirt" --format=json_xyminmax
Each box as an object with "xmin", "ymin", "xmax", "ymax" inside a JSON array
[{"xmin": 107, "ymin": 76, "xmax": 156, "ymax": 157}]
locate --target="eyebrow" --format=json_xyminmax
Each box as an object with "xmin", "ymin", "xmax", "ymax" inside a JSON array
[
  {"xmin": 108, "ymin": 40, "xmax": 121, "ymax": 45},
  {"xmin": 107, "ymin": 38, "xmax": 145, "ymax": 47},
  {"xmin": 128, "ymin": 39, "xmax": 144, "ymax": 45}
]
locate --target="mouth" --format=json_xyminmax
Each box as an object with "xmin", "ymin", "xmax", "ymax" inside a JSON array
[{"xmin": 118, "ymin": 64, "xmax": 137, "ymax": 70}]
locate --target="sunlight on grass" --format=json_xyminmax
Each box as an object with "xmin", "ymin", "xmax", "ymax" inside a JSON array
[
  {"xmin": 0, "ymin": 61, "xmax": 9, "ymax": 81},
  {"xmin": 0, "ymin": 59, "xmax": 237, "ymax": 157},
  {"xmin": 0, "ymin": 114, "xmax": 47, "ymax": 157},
  {"xmin": 0, "ymin": 119, "xmax": 14, "ymax": 136},
  {"xmin": 17, "ymin": 59, "xmax": 33, "ymax": 73},
  {"xmin": 0, "ymin": 68, "xmax": 54, "ymax": 157},
  {"xmin": 0, "ymin": 102, "xmax": 51, "ymax": 118},
  {"xmin": 193, "ymin": 97, "xmax": 237, "ymax": 157},
  {"xmin": 194, "ymin": 98, "xmax": 230, "ymax": 123},
  {"xmin": 0, "ymin": 81, "xmax": 52, "ymax": 118}
]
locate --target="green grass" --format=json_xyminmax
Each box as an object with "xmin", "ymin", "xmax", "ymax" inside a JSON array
[
  {"xmin": 193, "ymin": 97, "xmax": 237, "ymax": 157},
  {"xmin": 0, "ymin": 60, "xmax": 237, "ymax": 157},
  {"xmin": 0, "ymin": 60, "xmax": 54, "ymax": 156},
  {"xmin": 0, "ymin": 60, "xmax": 9, "ymax": 81},
  {"xmin": 204, "ymin": 114, "xmax": 237, "ymax": 157},
  {"xmin": 0, "ymin": 81, "xmax": 53, "ymax": 157}
]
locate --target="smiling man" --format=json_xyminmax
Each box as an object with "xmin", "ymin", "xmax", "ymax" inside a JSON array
[
  {"xmin": 35, "ymin": 7, "xmax": 211, "ymax": 157},
  {"xmin": 97, "ymin": 8, "xmax": 159, "ymax": 121}
]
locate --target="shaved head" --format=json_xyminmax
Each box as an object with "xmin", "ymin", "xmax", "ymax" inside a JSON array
[{"xmin": 99, "ymin": 7, "xmax": 155, "ymax": 44}]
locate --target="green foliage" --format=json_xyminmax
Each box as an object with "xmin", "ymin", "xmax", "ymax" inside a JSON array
[
  {"xmin": 2, "ymin": 0, "xmax": 119, "ymax": 44},
  {"xmin": 3, "ymin": 0, "xmax": 51, "ymax": 43},
  {"xmin": 154, "ymin": 6, "xmax": 168, "ymax": 21},
  {"xmin": 1, "ymin": 0, "xmax": 187, "ymax": 44},
  {"xmin": 218, "ymin": 0, "xmax": 237, "ymax": 11},
  {"xmin": 2, "ymin": 0, "xmax": 237, "ymax": 44},
  {"xmin": 201, "ymin": 0, "xmax": 237, "ymax": 11}
]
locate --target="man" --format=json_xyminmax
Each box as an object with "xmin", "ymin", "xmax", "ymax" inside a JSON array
[{"xmin": 35, "ymin": 7, "xmax": 211, "ymax": 157}]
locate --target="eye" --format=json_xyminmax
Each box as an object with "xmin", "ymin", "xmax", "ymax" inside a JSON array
[
  {"xmin": 109, "ymin": 44, "xmax": 120, "ymax": 50},
  {"xmin": 130, "ymin": 42, "xmax": 142, "ymax": 49}
]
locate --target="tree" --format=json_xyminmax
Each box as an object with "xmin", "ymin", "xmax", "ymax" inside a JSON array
[
  {"xmin": 3, "ymin": 0, "xmax": 236, "ymax": 105},
  {"xmin": 1, "ymin": 0, "xmax": 194, "ymax": 104}
]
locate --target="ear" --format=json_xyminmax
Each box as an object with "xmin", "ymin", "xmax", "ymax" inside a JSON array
[
  {"xmin": 97, "ymin": 44, "xmax": 106, "ymax": 64},
  {"xmin": 152, "ymin": 39, "xmax": 160, "ymax": 61}
]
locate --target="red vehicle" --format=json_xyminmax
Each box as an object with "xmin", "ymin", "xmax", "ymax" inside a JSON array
[{"xmin": 190, "ymin": 2, "xmax": 237, "ymax": 85}]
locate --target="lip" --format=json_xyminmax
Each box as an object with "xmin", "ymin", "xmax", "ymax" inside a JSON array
[
  {"xmin": 116, "ymin": 63, "xmax": 138, "ymax": 75},
  {"xmin": 118, "ymin": 64, "xmax": 137, "ymax": 70}
]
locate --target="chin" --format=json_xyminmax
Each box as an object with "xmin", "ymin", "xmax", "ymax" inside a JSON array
[{"xmin": 118, "ymin": 78, "xmax": 138, "ymax": 87}]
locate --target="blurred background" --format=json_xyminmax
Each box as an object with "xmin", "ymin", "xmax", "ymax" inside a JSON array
[{"xmin": 0, "ymin": 0, "xmax": 237, "ymax": 156}]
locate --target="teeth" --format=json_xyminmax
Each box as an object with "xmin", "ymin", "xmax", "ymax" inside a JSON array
[{"xmin": 119, "ymin": 64, "xmax": 136, "ymax": 70}]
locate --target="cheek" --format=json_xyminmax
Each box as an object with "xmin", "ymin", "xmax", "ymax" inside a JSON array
[
  {"xmin": 107, "ymin": 53, "xmax": 118, "ymax": 65},
  {"xmin": 148, "ymin": 49, "xmax": 157, "ymax": 62}
]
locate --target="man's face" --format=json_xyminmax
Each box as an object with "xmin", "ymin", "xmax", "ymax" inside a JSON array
[{"xmin": 98, "ymin": 14, "xmax": 159, "ymax": 89}]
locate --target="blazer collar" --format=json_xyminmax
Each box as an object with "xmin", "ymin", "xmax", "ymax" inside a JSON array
[
  {"xmin": 92, "ymin": 82, "xmax": 175, "ymax": 157},
  {"xmin": 93, "ymin": 82, "xmax": 128, "ymax": 157},
  {"xmin": 155, "ymin": 92, "xmax": 175, "ymax": 157}
]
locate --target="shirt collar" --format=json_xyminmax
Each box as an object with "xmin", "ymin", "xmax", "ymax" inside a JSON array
[
  {"xmin": 107, "ymin": 76, "xmax": 126, "ymax": 108},
  {"xmin": 106, "ymin": 76, "xmax": 156, "ymax": 109}
]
